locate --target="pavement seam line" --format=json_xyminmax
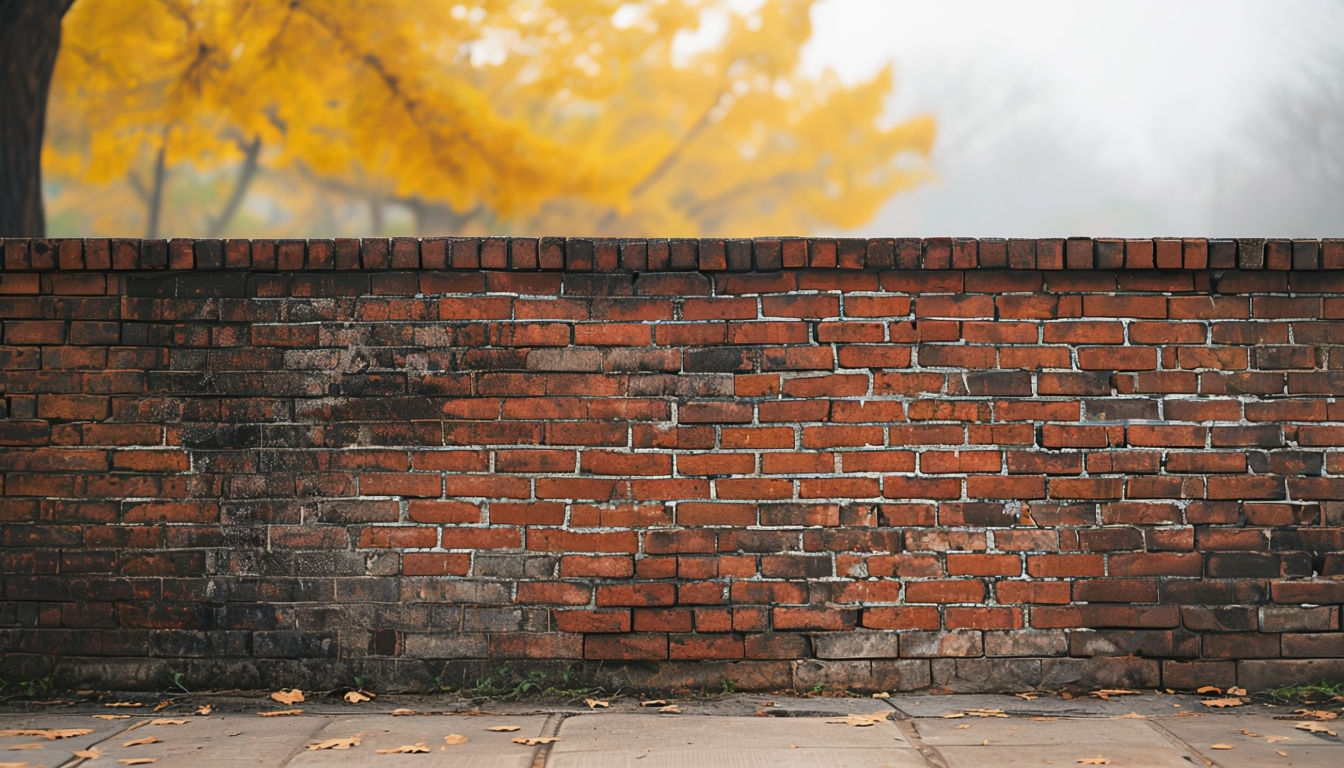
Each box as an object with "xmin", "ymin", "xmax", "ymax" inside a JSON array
[
  {"xmin": 885, "ymin": 705, "xmax": 951, "ymax": 768},
  {"xmin": 1142, "ymin": 718, "xmax": 1216, "ymax": 767},
  {"xmin": 529, "ymin": 711, "xmax": 569, "ymax": 768}
]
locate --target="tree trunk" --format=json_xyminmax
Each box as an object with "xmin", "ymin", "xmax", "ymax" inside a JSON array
[{"xmin": 0, "ymin": 1, "xmax": 74, "ymax": 237}]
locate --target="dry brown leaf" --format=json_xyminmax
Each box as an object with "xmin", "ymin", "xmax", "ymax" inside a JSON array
[
  {"xmin": 1210, "ymin": 743, "xmax": 1235, "ymax": 750},
  {"xmin": 343, "ymin": 691, "xmax": 371, "ymax": 704},
  {"xmin": 1014, "ymin": 692, "xmax": 1039, "ymax": 700},
  {"xmin": 1092, "ymin": 689, "xmax": 1139, "ymax": 700},
  {"xmin": 1030, "ymin": 716, "xmax": 1060, "ymax": 721},
  {"xmin": 1201, "ymin": 697, "xmax": 1245, "ymax": 708},
  {"xmin": 0, "ymin": 729, "xmax": 93, "ymax": 740},
  {"xmin": 443, "ymin": 735, "xmax": 468, "ymax": 745},
  {"xmin": 1293, "ymin": 709, "xmax": 1339, "ymax": 720},
  {"xmin": 1196, "ymin": 685, "xmax": 1223, "ymax": 695},
  {"xmin": 117, "ymin": 760, "xmax": 157, "ymax": 766},
  {"xmin": 93, "ymin": 714, "xmax": 131, "ymax": 720},
  {"xmin": 1076, "ymin": 759, "xmax": 1109, "ymax": 765},
  {"xmin": 486, "ymin": 726, "xmax": 521, "ymax": 732},
  {"xmin": 658, "ymin": 705, "xmax": 681, "ymax": 714},
  {"xmin": 122, "ymin": 737, "xmax": 160, "ymax": 748},
  {"xmin": 584, "ymin": 698, "xmax": 609, "ymax": 709},
  {"xmin": 1228, "ymin": 686, "xmax": 1247, "ymax": 697},
  {"xmin": 1265, "ymin": 735, "xmax": 1290, "ymax": 743},
  {"xmin": 194, "ymin": 705, "xmax": 211, "ymax": 716},
  {"xmin": 957, "ymin": 724, "xmax": 972, "ymax": 730},
  {"xmin": 6, "ymin": 745, "xmax": 43, "ymax": 751},
  {"xmin": 1172, "ymin": 712, "xmax": 1203, "ymax": 717},
  {"xmin": 257, "ymin": 709, "xmax": 303, "ymax": 717},
  {"xmin": 376, "ymin": 744, "xmax": 429, "ymax": 754},
  {"xmin": 148, "ymin": 719, "xmax": 187, "ymax": 726},
  {"xmin": 1114, "ymin": 712, "xmax": 1146, "ymax": 720},
  {"xmin": 0, "ymin": 762, "xmax": 31, "ymax": 768},
  {"xmin": 640, "ymin": 699, "xmax": 668, "ymax": 707},
  {"xmin": 826, "ymin": 712, "xmax": 890, "ymax": 727},
  {"xmin": 1295, "ymin": 721, "xmax": 1339, "ymax": 736},
  {"xmin": 942, "ymin": 712, "xmax": 966, "ymax": 719},
  {"xmin": 105, "ymin": 702, "xmax": 142, "ymax": 708},
  {"xmin": 391, "ymin": 708, "xmax": 417, "ymax": 716},
  {"xmin": 1240, "ymin": 729, "xmax": 1261, "ymax": 737},
  {"xmin": 74, "ymin": 748, "xmax": 104, "ymax": 759},
  {"xmin": 967, "ymin": 708, "xmax": 1009, "ymax": 718},
  {"xmin": 152, "ymin": 700, "xmax": 172, "ymax": 712},
  {"xmin": 270, "ymin": 688, "xmax": 304, "ymax": 705},
  {"xmin": 307, "ymin": 737, "xmax": 361, "ymax": 751},
  {"xmin": 981, "ymin": 739, "xmax": 990, "ymax": 746},
  {"xmin": 1276, "ymin": 749, "xmax": 1289, "ymax": 757},
  {"xmin": 511, "ymin": 737, "xmax": 560, "ymax": 746}
]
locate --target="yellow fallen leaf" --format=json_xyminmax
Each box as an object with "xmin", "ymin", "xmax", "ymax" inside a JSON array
[
  {"xmin": 74, "ymin": 748, "xmax": 104, "ymax": 759},
  {"xmin": 270, "ymin": 689, "xmax": 305, "ymax": 705},
  {"xmin": 105, "ymin": 702, "xmax": 143, "ymax": 708},
  {"xmin": 511, "ymin": 737, "xmax": 560, "ymax": 746},
  {"xmin": 1014, "ymin": 692, "xmax": 1039, "ymax": 700},
  {"xmin": 152, "ymin": 700, "xmax": 172, "ymax": 712},
  {"xmin": 1076, "ymin": 759, "xmax": 1109, "ymax": 765},
  {"xmin": 658, "ymin": 705, "xmax": 681, "ymax": 714},
  {"xmin": 375, "ymin": 744, "xmax": 429, "ymax": 754},
  {"xmin": 194, "ymin": 705, "xmax": 212, "ymax": 716},
  {"xmin": 826, "ymin": 712, "xmax": 890, "ymax": 727},
  {"xmin": 307, "ymin": 737, "xmax": 361, "ymax": 750},
  {"xmin": 1030, "ymin": 716, "xmax": 1059, "ymax": 721},
  {"xmin": 1293, "ymin": 709, "xmax": 1339, "ymax": 720},
  {"xmin": 981, "ymin": 739, "xmax": 990, "ymax": 746},
  {"xmin": 584, "ymin": 698, "xmax": 609, "ymax": 709},
  {"xmin": 1196, "ymin": 686, "xmax": 1222, "ymax": 695},
  {"xmin": 1295, "ymin": 721, "xmax": 1339, "ymax": 736},
  {"xmin": 391, "ymin": 708, "xmax": 417, "ymax": 716},
  {"xmin": 1241, "ymin": 729, "xmax": 1261, "ymax": 737},
  {"xmin": 967, "ymin": 708, "xmax": 1008, "ymax": 718},
  {"xmin": 1201, "ymin": 698, "xmax": 1245, "ymax": 708},
  {"xmin": 443, "ymin": 735, "xmax": 468, "ymax": 745},
  {"xmin": 942, "ymin": 712, "xmax": 966, "ymax": 719},
  {"xmin": 1092, "ymin": 689, "xmax": 1139, "ymax": 700},
  {"xmin": 1265, "ymin": 735, "xmax": 1291, "ymax": 743},
  {"xmin": 0, "ymin": 729, "xmax": 93, "ymax": 740},
  {"xmin": 957, "ymin": 724, "xmax": 971, "ymax": 730},
  {"xmin": 1210, "ymin": 743, "xmax": 1235, "ymax": 750},
  {"xmin": 148, "ymin": 719, "xmax": 187, "ymax": 726},
  {"xmin": 1228, "ymin": 686, "xmax": 1247, "ymax": 697},
  {"xmin": 1114, "ymin": 712, "xmax": 1146, "ymax": 720},
  {"xmin": 257, "ymin": 709, "xmax": 303, "ymax": 717},
  {"xmin": 117, "ymin": 760, "xmax": 157, "ymax": 766},
  {"xmin": 122, "ymin": 737, "xmax": 160, "ymax": 748},
  {"xmin": 640, "ymin": 700, "xmax": 669, "ymax": 707},
  {"xmin": 93, "ymin": 715, "xmax": 131, "ymax": 720},
  {"xmin": 871, "ymin": 692, "xmax": 891, "ymax": 699},
  {"xmin": 343, "ymin": 691, "xmax": 371, "ymax": 704},
  {"xmin": 6, "ymin": 745, "xmax": 43, "ymax": 751},
  {"xmin": 1276, "ymin": 749, "xmax": 1288, "ymax": 757},
  {"xmin": 486, "ymin": 726, "xmax": 521, "ymax": 732},
  {"xmin": 0, "ymin": 762, "xmax": 30, "ymax": 768}
]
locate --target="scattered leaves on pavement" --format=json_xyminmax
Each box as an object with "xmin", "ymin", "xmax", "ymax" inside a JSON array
[
  {"xmin": 0, "ymin": 729, "xmax": 93, "ymax": 740},
  {"xmin": 584, "ymin": 698, "xmax": 609, "ymax": 709},
  {"xmin": 343, "ymin": 691, "xmax": 371, "ymax": 704},
  {"xmin": 270, "ymin": 689, "xmax": 304, "ymax": 705},
  {"xmin": 1092, "ymin": 689, "xmax": 1140, "ymax": 700},
  {"xmin": 1200, "ymin": 698, "xmax": 1245, "ymax": 708},
  {"xmin": 512, "ymin": 737, "xmax": 560, "ymax": 746},
  {"xmin": 1295, "ymin": 721, "xmax": 1338, "ymax": 736},
  {"xmin": 122, "ymin": 737, "xmax": 160, "ymax": 748},
  {"xmin": 826, "ymin": 712, "xmax": 890, "ymax": 727},
  {"xmin": 486, "ymin": 726, "xmax": 521, "ymax": 732},
  {"xmin": 257, "ymin": 709, "xmax": 303, "ymax": 717},
  {"xmin": 376, "ymin": 744, "xmax": 429, "ymax": 754},
  {"xmin": 307, "ymin": 737, "xmax": 361, "ymax": 750},
  {"xmin": 443, "ymin": 735, "xmax": 468, "ymax": 745}
]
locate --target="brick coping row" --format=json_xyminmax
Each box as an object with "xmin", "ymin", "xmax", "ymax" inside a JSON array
[{"xmin": 3, "ymin": 237, "xmax": 1342, "ymax": 273}]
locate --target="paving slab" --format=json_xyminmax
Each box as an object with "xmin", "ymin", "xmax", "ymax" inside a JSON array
[
  {"xmin": 888, "ymin": 692, "xmax": 1206, "ymax": 719},
  {"xmin": 549, "ymin": 713, "xmax": 925, "ymax": 768},
  {"xmin": 1151, "ymin": 711, "xmax": 1344, "ymax": 768},
  {"xmin": 286, "ymin": 713, "xmax": 552, "ymax": 767}
]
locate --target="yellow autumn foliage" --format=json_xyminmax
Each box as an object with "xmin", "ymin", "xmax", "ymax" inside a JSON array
[{"xmin": 44, "ymin": 0, "xmax": 934, "ymax": 237}]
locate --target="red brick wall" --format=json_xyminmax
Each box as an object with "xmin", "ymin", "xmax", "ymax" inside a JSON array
[{"xmin": 2, "ymin": 236, "xmax": 1342, "ymax": 693}]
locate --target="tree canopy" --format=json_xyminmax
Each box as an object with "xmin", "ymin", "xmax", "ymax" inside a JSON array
[{"xmin": 42, "ymin": 0, "xmax": 934, "ymax": 237}]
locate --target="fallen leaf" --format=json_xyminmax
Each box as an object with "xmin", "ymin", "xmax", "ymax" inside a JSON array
[
  {"xmin": 391, "ymin": 708, "xmax": 417, "ymax": 716},
  {"xmin": 511, "ymin": 737, "xmax": 560, "ymax": 746},
  {"xmin": 1201, "ymin": 698, "xmax": 1245, "ymax": 708},
  {"xmin": 640, "ymin": 700, "xmax": 668, "ymax": 707},
  {"xmin": 74, "ymin": 748, "xmax": 104, "ymax": 759},
  {"xmin": 376, "ymin": 744, "xmax": 429, "ymax": 754},
  {"xmin": 658, "ymin": 705, "xmax": 681, "ymax": 714},
  {"xmin": 343, "ymin": 691, "xmax": 371, "ymax": 704},
  {"xmin": 152, "ymin": 700, "xmax": 172, "ymax": 712},
  {"xmin": 584, "ymin": 698, "xmax": 610, "ymax": 709},
  {"xmin": 1092, "ymin": 689, "xmax": 1139, "ymax": 700},
  {"xmin": 443, "ymin": 735, "xmax": 468, "ymax": 745},
  {"xmin": 307, "ymin": 737, "xmax": 361, "ymax": 751},
  {"xmin": 6, "ymin": 745, "xmax": 43, "ymax": 751},
  {"xmin": 1196, "ymin": 685, "xmax": 1223, "ymax": 695},
  {"xmin": 1076, "ymin": 759, "xmax": 1109, "ymax": 765},
  {"xmin": 1014, "ymin": 692, "xmax": 1039, "ymax": 700},
  {"xmin": 1276, "ymin": 749, "xmax": 1288, "ymax": 757},
  {"xmin": 0, "ymin": 763, "xmax": 29, "ymax": 768},
  {"xmin": 1114, "ymin": 712, "xmax": 1146, "ymax": 720},
  {"xmin": 122, "ymin": 737, "xmax": 160, "ymax": 748},
  {"xmin": 1240, "ymin": 729, "xmax": 1261, "ymax": 737},
  {"xmin": 1228, "ymin": 686, "xmax": 1247, "ymax": 697},
  {"xmin": 194, "ymin": 705, "xmax": 212, "ymax": 716},
  {"xmin": 92, "ymin": 715, "xmax": 131, "ymax": 720},
  {"xmin": 270, "ymin": 689, "xmax": 304, "ymax": 705},
  {"xmin": 148, "ymin": 719, "xmax": 188, "ymax": 726},
  {"xmin": 1030, "ymin": 717, "xmax": 1060, "ymax": 722},
  {"xmin": 257, "ymin": 709, "xmax": 303, "ymax": 717},
  {"xmin": 1293, "ymin": 709, "xmax": 1339, "ymax": 721},
  {"xmin": 105, "ymin": 702, "xmax": 143, "ymax": 708},
  {"xmin": 826, "ymin": 712, "xmax": 890, "ymax": 727},
  {"xmin": 957, "ymin": 724, "xmax": 971, "ymax": 730},
  {"xmin": 486, "ymin": 726, "xmax": 521, "ymax": 732},
  {"xmin": 1172, "ymin": 712, "xmax": 1204, "ymax": 717},
  {"xmin": 1265, "ymin": 735, "xmax": 1291, "ymax": 743},
  {"xmin": 942, "ymin": 712, "xmax": 966, "ymax": 719},
  {"xmin": 1295, "ymin": 721, "xmax": 1339, "ymax": 736},
  {"xmin": 981, "ymin": 739, "xmax": 989, "ymax": 746},
  {"xmin": 1210, "ymin": 743, "xmax": 1235, "ymax": 750},
  {"xmin": 0, "ymin": 729, "xmax": 93, "ymax": 740},
  {"xmin": 117, "ymin": 760, "xmax": 157, "ymax": 766},
  {"xmin": 966, "ymin": 708, "xmax": 1009, "ymax": 718}
]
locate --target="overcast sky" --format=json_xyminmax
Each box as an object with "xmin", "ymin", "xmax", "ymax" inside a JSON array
[{"xmin": 799, "ymin": 0, "xmax": 1344, "ymax": 236}]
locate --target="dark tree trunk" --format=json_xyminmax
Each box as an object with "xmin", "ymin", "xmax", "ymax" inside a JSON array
[{"xmin": 0, "ymin": 1, "xmax": 74, "ymax": 237}]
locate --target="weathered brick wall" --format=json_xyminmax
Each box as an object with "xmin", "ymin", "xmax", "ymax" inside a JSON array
[{"xmin": 2, "ymin": 236, "xmax": 1342, "ymax": 694}]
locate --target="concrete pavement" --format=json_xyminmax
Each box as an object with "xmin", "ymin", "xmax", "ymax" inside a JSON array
[{"xmin": 0, "ymin": 690, "xmax": 1340, "ymax": 767}]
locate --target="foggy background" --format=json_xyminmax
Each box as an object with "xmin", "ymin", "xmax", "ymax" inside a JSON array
[{"xmin": 808, "ymin": 0, "xmax": 1343, "ymax": 237}]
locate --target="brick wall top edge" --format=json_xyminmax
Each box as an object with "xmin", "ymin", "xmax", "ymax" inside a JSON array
[{"xmin": 2, "ymin": 237, "xmax": 1341, "ymax": 272}]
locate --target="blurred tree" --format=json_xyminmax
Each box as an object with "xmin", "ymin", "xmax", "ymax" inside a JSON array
[
  {"xmin": 44, "ymin": 0, "xmax": 934, "ymax": 237},
  {"xmin": 1, "ymin": 0, "xmax": 75, "ymax": 236}
]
